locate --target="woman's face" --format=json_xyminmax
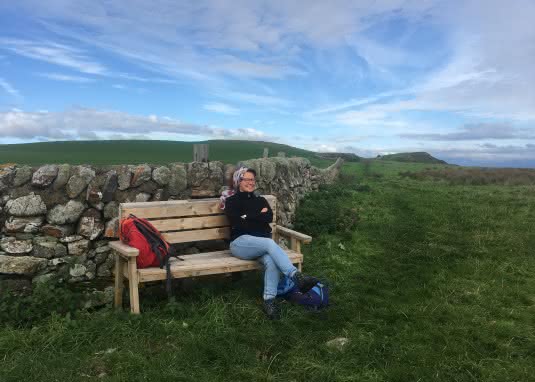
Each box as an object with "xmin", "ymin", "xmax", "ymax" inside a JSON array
[{"xmin": 239, "ymin": 171, "xmax": 256, "ymax": 192}]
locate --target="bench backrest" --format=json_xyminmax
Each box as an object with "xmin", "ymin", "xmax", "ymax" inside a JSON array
[{"xmin": 119, "ymin": 195, "xmax": 277, "ymax": 244}]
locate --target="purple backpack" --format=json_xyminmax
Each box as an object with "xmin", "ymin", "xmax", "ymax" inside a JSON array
[{"xmin": 277, "ymin": 276, "xmax": 329, "ymax": 310}]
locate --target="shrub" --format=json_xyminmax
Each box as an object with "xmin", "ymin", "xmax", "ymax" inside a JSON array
[
  {"xmin": 0, "ymin": 281, "xmax": 82, "ymax": 327},
  {"xmin": 294, "ymin": 183, "xmax": 359, "ymax": 238}
]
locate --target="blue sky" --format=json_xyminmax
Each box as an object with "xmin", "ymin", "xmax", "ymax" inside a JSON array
[{"xmin": 1, "ymin": 0, "xmax": 534, "ymax": 167}]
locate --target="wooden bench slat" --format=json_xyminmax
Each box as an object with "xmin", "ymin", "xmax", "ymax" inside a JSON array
[
  {"xmin": 136, "ymin": 250, "xmax": 303, "ymax": 282},
  {"xmin": 151, "ymin": 215, "xmax": 229, "ymax": 232},
  {"xmin": 121, "ymin": 200, "xmax": 222, "ymax": 219},
  {"xmin": 163, "ymin": 227, "xmax": 230, "ymax": 243}
]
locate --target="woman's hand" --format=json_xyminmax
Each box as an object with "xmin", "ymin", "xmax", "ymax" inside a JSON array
[{"xmin": 260, "ymin": 207, "xmax": 268, "ymax": 213}]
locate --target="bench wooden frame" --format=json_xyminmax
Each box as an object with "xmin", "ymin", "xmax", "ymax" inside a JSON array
[{"xmin": 110, "ymin": 195, "xmax": 312, "ymax": 314}]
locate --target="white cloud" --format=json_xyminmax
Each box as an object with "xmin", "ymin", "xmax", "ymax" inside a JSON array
[
  {"xmin": 203, "ymin": 102, "xmax": 240, "ymax": 115},
  {"xmin": 216, "ymin": 90, "xmax": 292, "ymax": 108},
  {"xmin": 0, "ymin": 108, "xmax": 273, "ymax": 142},
  {"xmin": 0, "ymin": 38, "xmax": 107, "ymax": 75},
  {"xmin": 38, "ymin": 72, "xmax": 95, "ymax": 83},
  {"xmin": 400, "ymin": 123, "xmax": 535, "ymax": 141},
  {"xmin": 0, "ymin": 78, "xmax": 21, "ymax": 98}
]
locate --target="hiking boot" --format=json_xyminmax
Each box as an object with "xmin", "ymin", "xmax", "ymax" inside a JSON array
[
  {"xmin": 292, "ymin": 271, "xmax": 319, "ymax": 293},
  {"xmin": 263, "ymin": 298, "xmax": 281, "ymax": 320}
]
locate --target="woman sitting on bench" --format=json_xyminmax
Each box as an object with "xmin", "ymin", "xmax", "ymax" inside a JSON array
[{"xmin": 220, "ymin": 166, "xmax": 318, "ymax": 319}]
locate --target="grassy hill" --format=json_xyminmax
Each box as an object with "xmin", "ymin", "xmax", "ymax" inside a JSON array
[
  {"xmin": 377, "ymin": 151, "xmax": 447, "ymax": 164},
  {"xmin": 2, "ymin": 160, "xmax": 534, "ymax": 381},
  {"xmin": 315, "ymin": 152, "xmax": 361, "ymax": 162},
  {"xmin": 0, "ymin": 140, "xmax": 452, "ymax": 168},
  {"xmin": 0, "ymin": 140, "xmax": 333, "ymax": 167}
]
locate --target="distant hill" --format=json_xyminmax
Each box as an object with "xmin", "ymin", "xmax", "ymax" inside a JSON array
[
  {"xmin": 315, "ymin": 152, "xmax": 361, "ymax": 162},
  {"xmin": 0, "ymin": 140, "xmax": 334, "ymax": 167},
  {"xmin": 377, "ymin": 152, "xmax": 447, "ymax": 164}
]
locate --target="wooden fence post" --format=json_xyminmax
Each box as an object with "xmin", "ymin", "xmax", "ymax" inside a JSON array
[
  {"xmin": 193, "ymin": 144, "xmax": 209, "ymax": 162},
  {"xmin": 263, "ymin": 148, "xmax": 269, "ymax": 158}
]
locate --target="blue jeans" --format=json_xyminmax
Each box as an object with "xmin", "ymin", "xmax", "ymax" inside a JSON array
[{"xmin": 230, "ymin": 235, "xmax": 297, "ymax": 300}]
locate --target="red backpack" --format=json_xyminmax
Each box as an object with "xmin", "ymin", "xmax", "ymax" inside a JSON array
[{"xmin": 120, "ymin": 215, "xmax": 182, "ymax": 295}]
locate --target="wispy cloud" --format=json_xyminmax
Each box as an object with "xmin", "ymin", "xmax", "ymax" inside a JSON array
[
  {"xmin": 38, "ymin": 72, "xmax": 95, "ymax": 83},
  {"xmin": 0, "ymin": 38, "xmax": 107, "ymax": 75},
  {"xmin": 115, "ymin": 73, "xmax": 177, "ymax": 84},
  {"xmin": 0, "ymin": 78, "xmax": 21, "ymax": 98},
  {"xmin": 203, "ymin": 102, "xmax": 240, "ymax": 115},
  {"xmin": 217, "ymin": 90, "xmax": 293, "ymax": 108}
]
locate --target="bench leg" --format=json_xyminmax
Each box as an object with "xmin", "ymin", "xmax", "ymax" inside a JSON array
[
  {"xmin": 114, "ymin": 254, "xmax": 125, "ymax": 309},
  {"xmin": 128, "ymin": 258, "xmax": 141, "ymax": 314},
  {"xmin": 298, "ymin": 262, "xmax": 303, "ymax": 272}
]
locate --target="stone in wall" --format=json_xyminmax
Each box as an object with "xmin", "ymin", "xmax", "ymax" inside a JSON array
[
  {"xmin": 103, "ymin": 201, "xmax": 119, "ymax": 220},
  {"xmin": 41, "ymin": 224, "xmax": 74, "ymax": 238},
  {"xmin": 0, "ymin": 237, "xmax": 33, "ymax": 254},
  {"xmin": 168, "ymin": 163, "xmax": 187, "ymax": 196},
  {"xmin": 0, "ymin": 166, "xmax": 15, "ymax": 192},
  {"xmin": 86, "ymin": 182, "xmax": 103, "ymax": 209},
  {"xmin": 66, "ymin": 166, "xmax": 95, "ymax": 198},
  {"xmin": 47, "ymin": 200, "xmax": 86, "ymax": 225},
  {"xmin": 135, "ymin": 193, "xmax": 151, "ymax": 202},
  {"xmin": 137, "ymin": 180, "xmax": 159, "ymax": 194},
  {"xmin": 31, "ymin": 165, "xmax": 59, "ymax": 187},
  {"xmin": 152, "ymin": 188, "xmax": 168, "ymax": 201},
  {"xmin": 5, "ymin": 216, "xmax": 45, "ymax": 233},
  {"xmin": 33, "ymin": 237, "xmax": 67, "ymax": 259},
  {"xmin": 0, "ymin": 255, "xmax": 47, "ymax": 276},
  {"xmin": 117, "ymin": 166, "xmax": 132, "ymax": 190},
  {"xmin": 52, "ymin": 164, "xmax": 71, "ymax": 190},
  {"xmin": 5, "ymin": 193, "xmax": 47, "ymax": 216},
  {"xmin": 13, "ymin": 166, "xmax": 32, "ymax": 187},
  {"xmin": 152, "ymin": 166, "xmax": 171, "ymax": 186},
  {"xmin": 130, "ymin": 164, "xmax": 152, "ymax": 187},
  {"xmin": 66, "ymin": 238, "xmax": 90, "ymax": 256},
  {"xmin": 102, "ymin": 170, "xmax": 118, "ymax": 202},
  {"xmin": 104, "ymin": 217, "xmax": 119, "ymax": 238},
  {"xmin": 77, "ymin": 208, "xmax": 104, "ymax": 240}
]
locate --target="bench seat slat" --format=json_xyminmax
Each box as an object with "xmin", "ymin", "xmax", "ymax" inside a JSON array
[{"xmin": 135, "ymin": 250, "xmax": 303, "ymax": 282}]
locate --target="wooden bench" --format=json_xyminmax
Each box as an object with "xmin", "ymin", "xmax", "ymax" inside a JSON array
[{"xmin": 109, "ymin": 195, "xmax": 312, "ymax": 314}]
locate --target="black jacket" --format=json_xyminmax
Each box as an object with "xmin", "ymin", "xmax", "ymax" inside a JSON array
[{"xmin": 224, "ymin": 191, "xmax": 273, "ymax": 241}]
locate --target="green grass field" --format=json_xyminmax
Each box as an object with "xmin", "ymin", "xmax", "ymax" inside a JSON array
[
  {"xmin": 0, "ymin": 140, "xmax": 333, "ymax": 168},
  {"xmin": 1, "ymin": 161, "xmax": 534, "ymax": 381}
]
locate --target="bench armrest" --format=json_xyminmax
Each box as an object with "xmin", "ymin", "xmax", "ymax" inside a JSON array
[
  {"xmin": 109, "ymin": 241, "xmax": 139, "ymax": 258},
  {"xmin": 275, "ymin": 225, "xmax": 312, "ymax": 244}
]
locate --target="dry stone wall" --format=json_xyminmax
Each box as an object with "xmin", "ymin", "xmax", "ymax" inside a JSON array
[{"xmin": 0, "ymin": 157, "xmax": 342, "ymax": 293}]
